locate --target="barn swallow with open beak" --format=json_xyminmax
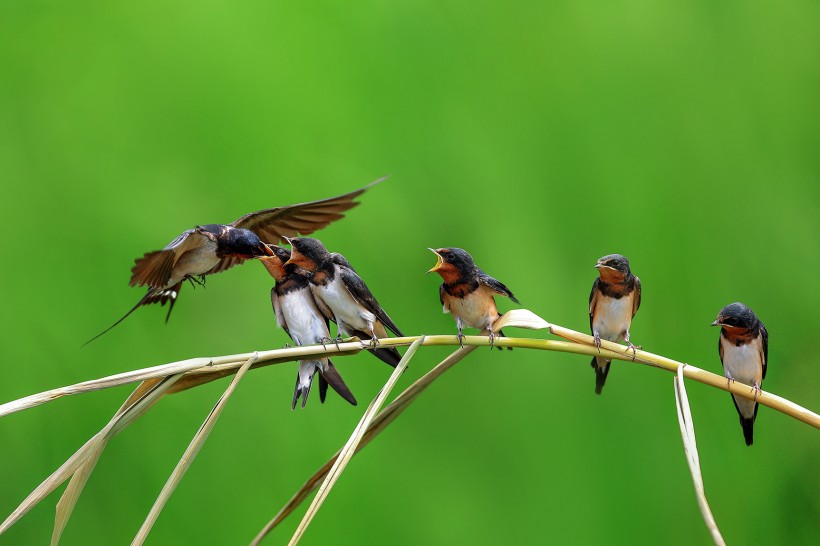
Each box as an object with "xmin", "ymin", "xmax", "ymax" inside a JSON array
[
  {"xmin": 428, "ymin": 248, "xmax": 519, "ymax": 350},
  {"xmin": 588, "ymin": 254, "xmax": 641, "ymax": 395},
  {"xmin": 85, "ymin": 178, "xmax": 386, "ymax": 344},
  {"xmin": 711, "ymin": 302, "xmax": 768, "ymax": 446},
  {"xmin": 260, "ymin": 245, "xmax": 357, "ymax": 409},
  {"xmin": 285, "ymin": 237, "xmax": 404, "ymax": 367}
]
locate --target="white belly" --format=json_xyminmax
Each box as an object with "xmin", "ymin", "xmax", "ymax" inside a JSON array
[
  {"xmin": 593, "ymin": 296, "xmax": 633, "ymax": 342},
  {"xmin": 313, "ymin": 276, "xmax": 375, "ymax": 332},
  {"xmin": 448, "ymin": 290, "xmax": 497, "ymax": 330},
  {"xmin": 169, "ymin": 239, "xmax": 220, "ymax": 286},
  {"xmin": 720, "ymin": 337, "xmax": 763, "ymax": 419},
  {"xmin": 281, "ymin": 289, "xmax": 330, "ymax": 346}
]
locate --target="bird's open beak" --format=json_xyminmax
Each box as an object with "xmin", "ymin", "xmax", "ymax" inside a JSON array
[
  {"xmin": 284, "ymin": 248, "xmax": 299, "ymax": 267},
  {"xmin": 427, "ymin": 248, "xmax": 443, "ymax": 273},
  {"xmin": 282, "ymin": 236, "xmax": 293, "ymax": 245},
  {"xmin": 255, "ymin": 243, "xmax": 275, "ymax": 257}
]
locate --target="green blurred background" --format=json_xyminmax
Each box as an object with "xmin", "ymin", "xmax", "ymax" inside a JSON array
[{"xmin": 1, "ymin": 1, "xmax": 818, "ymax": 544}]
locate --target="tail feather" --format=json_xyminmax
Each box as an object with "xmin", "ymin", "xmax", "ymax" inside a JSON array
[
  {"xmin": 83, "ymin": 282, "xmax": 183, "ymax": 346},
  {"xmin": 292, "ymin": 363, "xmax": 317, "ymax": 409},
  {"xmin": 349, "ymin": 328, "xmax": 402, "ymax": 367},
  {"xmin": 732, "ymin": 395, "xmax": 759, "ymax": 446},
  {"xmin": 740, "ymin": 417, "xmax": 755, "ymax": 446},
  {"xmin": 318, "ymin": 361, "xmax": 357, "ymax": 406},
  {"xmin": 591, "ymin": 356, "xmax": 611, "ymax": 395}
]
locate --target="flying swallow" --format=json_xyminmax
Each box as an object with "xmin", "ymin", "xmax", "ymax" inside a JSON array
[
  {"xmin": 711, "ymin": 302, "xmax": 768, "ymax": 446},
  {"xmin": 85, "ymin": 178, "xmax": 385, "ymax": 344},
  {"xmin": 259, "ymin": 245, "xmax": 357, "ymax": 409},
  {"xmin": 427, "ymin": 248, "xmax": 519, "ymax": 349},
  {"xmin": 588, "ymin": 254, "xmax": 641, "ymax": 395},
  {"xmin": 285, "ymin": 237, "xmax": 404, "ymax": 367}
]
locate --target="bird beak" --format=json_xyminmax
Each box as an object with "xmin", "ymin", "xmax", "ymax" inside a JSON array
[
  {"xmin": 282, "ymin": 236, "xmax": 294, "ymax": 245},
  {"xmin": 262, "ymin": 244, "xmax": 275, "ymax": 256},
  {"xmin": 710, "ymin": 318, "xmax": 722, "ymax": 327},
  {"xmin": 427, "ymin": 248, "xmax": 443, "ymax": 273},
  {"xmin": 284, "ymin": 248, "xmax": 299, "ymax": 267}
]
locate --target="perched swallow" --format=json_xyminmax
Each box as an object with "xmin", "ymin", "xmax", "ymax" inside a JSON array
[
  {"xmin": 427, "ymin": 248, "xmax": 519, "ymax": 349},
  {"xmin": 86, "ymin": 178, "xmax": 384, "ymax": 344},
  {"xmin": 588, "ymin": 254, "xmax": 641, "ymax": 395},
  {"xmin": 260, "ymin": 245, "xmax": 357, "ymax": 409},
  {"xmin": 711, "ymin": 302, "xmax": 768, "ymax": 446},
  {"xmin": 285, "ymin": 237, "xmax": 404, "ymax": 367}
]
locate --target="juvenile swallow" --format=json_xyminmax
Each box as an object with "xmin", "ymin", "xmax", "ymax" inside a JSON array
[
  {"xmin": 260, "ymin": 245, "xmax": 357, "ymax": 409},
  {"xmin": 427, "ymin": 248, "xmax": 519, "ymax": 349},
  {"xmin": 86, "ymin": 178, "xmax": 384, "ymax": 344},
  {"xmin": 588, "ymin": 254, "xmax": 641, "ymax": 395},
  {"xmin": 285, "ymin": 237, "xmax": 404, "ymax": 367},
  {"xmin": 711, "ymin": 302, "xmax": 768, "ymax": 446}
]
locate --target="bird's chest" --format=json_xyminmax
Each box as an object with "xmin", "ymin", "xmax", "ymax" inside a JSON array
[
  {"xmin": 172, "ymin": 239, "xmax": 220, "ymax": 282},
  {"xmin": 592, "ymin": 295, "xmax": 633, "ymax": 340},
  {"xmin": 720, "ymin": 337, "xmax": 763, "ymax": 385},
  {"xmin": 313, "ymin": 276, "xmax": 374, "ymax": 328},
  {"xmin": 281, "ymin": 289, "xmax": 329, "ymax": 344},
  {"xmin": 443, "ymin": 288, "xmax": 498, "ymax": 329}
]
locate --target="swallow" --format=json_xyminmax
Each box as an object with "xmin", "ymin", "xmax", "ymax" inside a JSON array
[
  {"xmin": 85, "ymin": 178, "xmax": 385, "ymax": 344},
  {"xmin": 427, "ymin": 248, "xmax": 519, "ymax": 349},
  {"xmin": 711, "ymin": 302, "xmax": 768, "ymax": 446},
  {"xmin": 259, "ymin": 245, "xmax": 357, "ymax": 409},
  {"xmin": 285, "ymin": 237, "xmax": 404, "ymax": 367},
  {"xmin": 588, "ymin": 254, "xmax": 641, "ymax": 395}
]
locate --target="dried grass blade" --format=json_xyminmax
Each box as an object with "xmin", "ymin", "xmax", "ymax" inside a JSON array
[
  {"xmin": 287, "ymin": 338, "xmax": 423, "ymax": 546},
  {"xmin": 50, "ymin": 442, "xmax": 105, "ymax": 546},
  {"xmin": 493, "ymin": 309, "xmax": 551, "ymax": 331},
  {"xmin": 674, "ymin": 365, "xmax": 726, "ymax": 546},
  {"xmin": 1, "ymin": 375, "xmax": 183, "ymax": 539},
  {"xmin": 251, "ymin": 343, "xmax": 477, "ymax": 545},
  {"xmin": 131, "ymin": 353, "xmax": 259, "ymax": 546},
  {"xmin": 0, "ymin": 358, "xmax": 213, "ymax": 418}
]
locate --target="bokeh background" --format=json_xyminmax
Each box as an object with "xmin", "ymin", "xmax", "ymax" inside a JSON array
[{"xmin": 1, "ymin": 1, "xmax": 818, "ymax": 544}]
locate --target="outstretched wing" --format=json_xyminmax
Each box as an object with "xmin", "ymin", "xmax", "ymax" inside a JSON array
[
  {"xmin": 478, "ymin": 271, "xmax": 519, "ymax": 303},
  {"xmin": 338, "ymin": 264, "xmax": 404, "ymax": 337},
  {"xmin": 231, "ymin": 177, "xmax": 385, "ymax": 243},
  {"xmin": 130, "ymin": 229, "xmax": 213, "ymax": 289}
]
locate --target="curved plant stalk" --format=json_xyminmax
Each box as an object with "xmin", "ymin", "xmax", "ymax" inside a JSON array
[
  {"xmin": 288, "ymin": 338, "xmax": 423, "ymax": 545},
  {"xmin": 0, "ymin": 310, "xmax": 817, "ymax": 543},
  {"xmin": 0, "ymin": 374, "xmax": 183, "ymax": 539},
  {"xmin": 251, "ymin": 343, "xmax": 479, "ymax": 545},
  {"xmin": 132, "ymin": 353, "xmax": 259, "ymax": 546},
  {"xmin": 674, "ymin": 365, "xmax": 726, "ymax": 546}
]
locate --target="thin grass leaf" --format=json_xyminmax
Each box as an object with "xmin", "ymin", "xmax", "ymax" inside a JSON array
[
  {"xmin": 51, "ymin": 442, "xmax": 105, "ymax": 546},
  {"xmin": 287, "ymin": 338, "xmax": 423, "ymax": 546},
  {"xmin": 674, "ymin": 364, "xmax": 726, "ymax": 546},
  {"xmin": 132, "ymin": 353, "xmax": 259, "ymax": 546},
  {"xmin": 1, "ymin": 375, "xmax": 183, "ymax": 539},
  {"xmin": 252, "ymin": 343, "xmax": 478, "ymax": 545}
]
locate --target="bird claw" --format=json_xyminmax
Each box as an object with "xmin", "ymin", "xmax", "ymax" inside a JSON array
[
  {"xmin": 369, "ymin": 335, "xmax": 380, "ymax": 348},
  {"xmin": 334, "ymin": 334, "xmax": 343, "ymax": 350},
  {"xmin": 626, "ymin": 342, "xmax": 638, "ymax": 362},
  {"xmin": 283, "ymin": 342, "xmax": 291, "ymax": 349},
  {"xmin": 488, "ymin": 330, "xmax": 496, "ymax": 350},
  {"xmin": 456, "ymin": 331, "xmax": 465, "ymax": 349},
  {"xmin": 593, "ymin": 331, "xmax": 601, "ymax": 352},
  {"xmin": 724, "ymin": 372, "xmax": 734, "ymax": 390},
  {"xmin": 319, "ymin": 336, "xmax": 332, "ymax": 350},
  {"xmin": 752, "ymin": 380, "xmax": 761, "ymax": 401}
]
